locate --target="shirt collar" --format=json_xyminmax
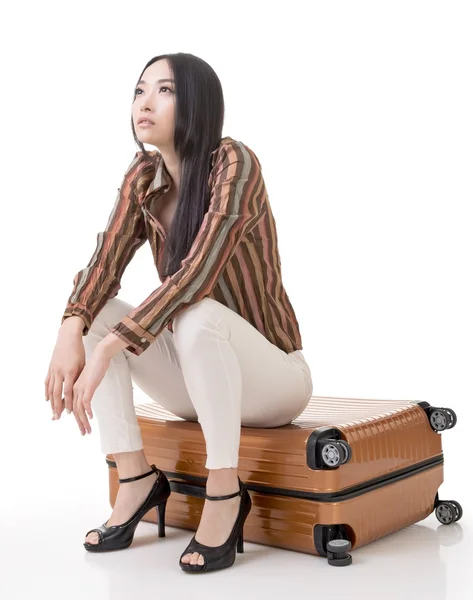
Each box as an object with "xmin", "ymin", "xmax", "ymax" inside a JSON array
[
  {"xmin": 147, "ymin": 152, "xmax": 172, "ymax": 195},
  {"xmin": 146, "ymin": 137, "xmax": 229, "ymax": 196}
]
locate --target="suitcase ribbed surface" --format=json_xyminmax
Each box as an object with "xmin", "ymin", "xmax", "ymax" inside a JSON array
[{"xmin": 131, "ymin": 395, "xmax": 442, "ymax": 492}]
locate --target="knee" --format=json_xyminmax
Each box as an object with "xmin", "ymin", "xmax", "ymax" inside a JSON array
[
  {"xmin": 87, "ymin": 297, "xmax": 133, "ymax": 339},
  {"xmin": 173, "ymin": 297, "xmax": 225, "ymax": 348}
]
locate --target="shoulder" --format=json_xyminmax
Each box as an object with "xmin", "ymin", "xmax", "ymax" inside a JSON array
[
  {"xmin": 208, "ymin": 138, "xmax": 267, "ymax": 215},
  {"xmin": 210, "ymin": 136, "xmax": 262, "ymax": 172}
]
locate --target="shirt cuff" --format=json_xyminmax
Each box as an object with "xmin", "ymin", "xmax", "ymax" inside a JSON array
[{"xmin": 109, "ymin": 316, "xmax": 156, "ymax": 356}]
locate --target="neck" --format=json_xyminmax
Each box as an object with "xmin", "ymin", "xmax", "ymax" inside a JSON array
[{"xmin": 158, "ymin": 146, "xmax": 180, "ymax": 190}]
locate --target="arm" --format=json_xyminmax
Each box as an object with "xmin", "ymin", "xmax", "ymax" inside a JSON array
[
  {"xmin": 60, "ymin": 151, "xmax": 150, "ymax": 336},
  {"xmin": 109, "ymin": 139, "xmax": 267, "ymax": 356}
]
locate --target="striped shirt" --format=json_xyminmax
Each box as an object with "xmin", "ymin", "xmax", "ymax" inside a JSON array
[{"xmin": 61, "ymin": 136, "xmax": 303, "ymax": 356}]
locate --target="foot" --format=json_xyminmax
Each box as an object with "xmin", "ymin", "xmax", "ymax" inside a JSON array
[
  {"xmin": 180, "ymin": 484, "xmax": 242, "ymax": 567},
  {"xmin": 84, "ymin": 467, "xmax": 159, "ymax": 545}
]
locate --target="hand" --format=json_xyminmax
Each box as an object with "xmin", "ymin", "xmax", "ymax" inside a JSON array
[
  {"xmin": 72, "ymin": 349, "xmax": 111, "ymax": 436},
  {"xmin": 45, "ymin": 323, "xmax": 85, "ymax": 421}
]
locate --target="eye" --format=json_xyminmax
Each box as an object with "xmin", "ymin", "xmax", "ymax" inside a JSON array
[{"xmin": 134, "ymin": 86, "xmax": 173, "ymax": 96}]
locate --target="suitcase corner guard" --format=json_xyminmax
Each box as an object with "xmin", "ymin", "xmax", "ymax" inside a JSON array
[{"xmin": 314, "ymin": 524, "xmax": 353, "ymax": 566}]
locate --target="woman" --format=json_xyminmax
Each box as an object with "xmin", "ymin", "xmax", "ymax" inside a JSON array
[{"xmin": 44, "ymin": 52, "xmax": 313, "ymax": 573}]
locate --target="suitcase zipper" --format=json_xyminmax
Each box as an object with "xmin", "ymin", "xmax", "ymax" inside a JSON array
[{"xmin": 105, "ymin": 454, "xmax": 443, "ymax": 503}]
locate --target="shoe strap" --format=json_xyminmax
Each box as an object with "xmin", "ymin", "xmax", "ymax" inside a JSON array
[
  {"xmin": 118, "ymin": 464, "xmax": 159, "ymax": 484},
  {"xmin": 205, "ymin": 478, "xmax": 244, "ymax": 501}
]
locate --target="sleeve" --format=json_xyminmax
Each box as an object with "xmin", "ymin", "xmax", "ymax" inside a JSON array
[
  {"xmin": 60, "ymin": 151, "xmax": 149, "ymax": 335},
  {"xmin": 109, "ymin": 140, "xmax": 266, "ymax": 356}
]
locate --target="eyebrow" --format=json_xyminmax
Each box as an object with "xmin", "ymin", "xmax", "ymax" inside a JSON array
[{"xmin": 137, "ymin": 78, "xmax": 175, "ymax": 85}]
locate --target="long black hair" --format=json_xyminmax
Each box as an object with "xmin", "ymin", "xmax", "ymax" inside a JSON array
[{"xmin": 131, "ymin": 52, "xmax": 225, "ymax": 277}]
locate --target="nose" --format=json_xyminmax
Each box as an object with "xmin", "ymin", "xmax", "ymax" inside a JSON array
[{"xmin": 136, "ymin": 106, "xmax": 152, "ymax": 121}]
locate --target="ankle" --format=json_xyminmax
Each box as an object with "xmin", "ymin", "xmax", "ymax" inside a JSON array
[
  {"xmin": 114, "ymin": 451, "xmax": 153, "ymax": 481},
  {"xmin": 206, "ymin": 468, "xmax": 239, "ymax": 496}
]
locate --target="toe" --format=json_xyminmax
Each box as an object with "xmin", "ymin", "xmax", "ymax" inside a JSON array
[
  {"xmin": 197, "ymin": 554, "xmax": 205, "ymax": 566},
  {"xmin": 85, "ymin": 532, "xmax": 99, "ymax": 545},
  {"xmin": 181, "ymin": 553, "xmax": 192, "ymax": 564},
  {"xmin": 190, "ymin": 551, "xmax": 200, "ymax": 565}
]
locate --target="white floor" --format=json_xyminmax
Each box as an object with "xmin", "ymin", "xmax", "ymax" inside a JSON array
[{"xmin": 3, "ymin": 401, "xmax": 470, "ymax": 600}]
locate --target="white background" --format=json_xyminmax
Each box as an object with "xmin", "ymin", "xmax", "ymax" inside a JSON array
[{"xmin": 1, "ymin": 1, "xmax": 471, "ymax": 598}]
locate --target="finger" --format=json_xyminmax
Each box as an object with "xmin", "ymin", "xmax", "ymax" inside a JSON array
[
  {"xmin": 52, "ymin": 376, "xmax": 64, "ymax": 419},
  {"xmin": 76, "ymin": 392, "xmax": 91, "ymax": 434},
  {"xmin": 72, "ymin": 405, "xmax": 86, "ymax": 435},
  {"xmin": 63, "ymin": 374, "xmax": 74, "ymax": 414},
  {"xmin": 72, "ymin": 388, "xmax": 86, "ymax": 435},
  {"xmin": 48, "ymin": 374, "xmax": 55, "ymax": 409},
  {"xmin": 78, "ymin": 398, "xmax": 91, "ymax": 434},
  {"xmin": 82, "ymin": 390, "xmax": 94, "ymax": 420},
  {"xmin": 44, "ymin": 369, "xmax": 51, "ymax": 401}
]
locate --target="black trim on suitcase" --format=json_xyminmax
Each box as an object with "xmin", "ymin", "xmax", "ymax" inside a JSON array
[{"xmin": 105, "ymin": 454, "xmax": 443, "ymax": 502}]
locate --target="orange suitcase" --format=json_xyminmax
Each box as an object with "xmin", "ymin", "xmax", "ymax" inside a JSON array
[{"xmin": 105, "ymin": 395, "xmax": 462, "ymax": 566}]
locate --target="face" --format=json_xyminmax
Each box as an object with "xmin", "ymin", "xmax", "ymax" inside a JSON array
[{"xmin": 132, "ymin": 59, "xmax": 176, "ymax": 148}]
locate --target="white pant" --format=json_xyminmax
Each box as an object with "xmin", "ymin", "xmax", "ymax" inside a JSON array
[{"xmin": 83, "ymin": 296, "xmax": 314, "ymax": 469}]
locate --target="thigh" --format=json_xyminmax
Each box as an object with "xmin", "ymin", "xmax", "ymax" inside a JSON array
[
  {"xmin": 206, "ymin": 299, "xmax": 313, "ymax": 427},
  {"xmin": 96, "ymin": 297, "xmax": 198, "ymax": 421}
]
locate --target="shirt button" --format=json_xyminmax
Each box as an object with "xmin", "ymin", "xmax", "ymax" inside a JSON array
[{"xmin": 140, "ymin": 337, "xmax": 147, "ymax": 343}]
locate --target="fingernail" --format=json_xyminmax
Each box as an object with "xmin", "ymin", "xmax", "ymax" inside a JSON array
[
  {"xmin": 54, "ymin": 413, "xmax": 59, "ymax": 420},
  {"xmin": 66, "ymin": 409, "xmax": 71, "ymax": 414}
]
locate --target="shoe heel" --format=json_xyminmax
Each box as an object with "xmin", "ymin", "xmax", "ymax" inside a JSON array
[
  {"xmin": 237, "ymin": 532, "xmax": 244, "ymax": 554},
  {"xmin": 156, "ymin": 500, "xmax": 167, "ymax": 538}
]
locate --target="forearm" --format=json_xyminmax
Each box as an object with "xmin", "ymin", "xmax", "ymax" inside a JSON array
[{"xmin": 96, "ymin": 331, "xmax": 130, "ymax": 359}]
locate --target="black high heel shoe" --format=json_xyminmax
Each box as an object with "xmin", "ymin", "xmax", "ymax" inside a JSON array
[
  {"xmin": 83, "ymin": 464, "xmax": 170, "ymax": 552},
  {"xmin": 179, "ymin": 476, "xmax": 252, "ymax": 573}
]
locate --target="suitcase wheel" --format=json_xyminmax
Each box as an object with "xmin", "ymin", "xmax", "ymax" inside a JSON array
[
  {"xmin": 319, "ymin": 440, "xmax": 351, "ymax": 469},
  {"xmin": 326, "ymin": 539, "xmax": 353, "ymax": 567},
  {"xmin": 425, "ymin": 406, "xmax": 457, "ymax": 431},
  {"xmin": 435, "ymin": 500, "xmax": 463, "ymax": 524},
  {"xmin": 444, "ymin": 408, "xmax": 458, "ymax": 428},
  {"xmin": 308, "ymin": 427, "xmax": 352, "ymax": 470}
]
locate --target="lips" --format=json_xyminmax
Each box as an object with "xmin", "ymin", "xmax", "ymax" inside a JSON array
[{"xmin": 138, "ymin": 118, "xmax": 155, "ymax": 125}]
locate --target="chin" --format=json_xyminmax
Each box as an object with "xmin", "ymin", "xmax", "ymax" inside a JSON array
[{"xmin": 137, "ymin": 133, "xmax": 158, "ymax": 144}]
